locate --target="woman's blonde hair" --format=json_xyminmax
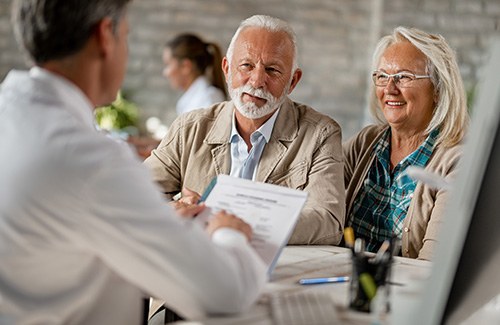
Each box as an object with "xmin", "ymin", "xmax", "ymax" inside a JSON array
[{"xmin": 370, "ymin": 26, "xmax": 469, "ymax": 147}]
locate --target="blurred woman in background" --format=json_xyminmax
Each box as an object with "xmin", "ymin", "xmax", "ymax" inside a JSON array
[
  {"xmin": 130, "ymin": 34, "xmax": 228, "ymax": 158},
  {"xmin": 163, "ymin": 33, "xmax": 227, "ymax": 115}
]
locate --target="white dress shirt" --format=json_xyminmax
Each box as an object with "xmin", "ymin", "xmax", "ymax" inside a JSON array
[
  {"xmin": 229, "ymin": 109, "xmax": 280, "ymax": 180},
  {"xmin": 176, "ymin": 76, "xmax": 225, "ymax": 115},
  {"xmin": 0, "ymin": 67, "xmax": 266, "ymax": 325}
]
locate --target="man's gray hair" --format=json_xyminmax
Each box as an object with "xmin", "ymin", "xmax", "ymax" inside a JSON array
[
  {"xmin": 12, "ymin": 0, "xmax": 131, "ymax": 64},
  {"xmin": 226, "ymin": 15, "xmax": 299, "ymax": 73},
  {"xmin": 370, "ymin": 26, "xmax": 469, "ymax": 147}
]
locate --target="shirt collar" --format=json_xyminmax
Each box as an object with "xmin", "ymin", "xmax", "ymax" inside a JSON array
[
  {"xmin": 404, "ymin": 128, "xmax": 439, "ymax": 168},
  {"xmin": 230, "ymin": 108, "xmax": 280, "ymax": 143},
  {"xmin": 177, "ymin": 76, "xmax": 208, "ymax": 109},
  {"xmin": 374, "ymin": 128, "xmax": 391, "ymax": 167},
  {"xmin": 30, "ymin": 66, "xmax": 96, "ymax": 130},
  {"xmin": 374, "ymin": 127, "xmax": 440, "ymax": 171}
]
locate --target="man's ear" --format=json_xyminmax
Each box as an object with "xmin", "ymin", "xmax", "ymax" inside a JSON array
[
  {"xmin": 94, "ymin": 17, "xmax": 115, "ymax": 58},
  {"xmin": 288, "ymin": 68, "xmax": 302, "ymax": 94},
  {"xmin": 222, "ymin": 57, "xmax": 229, "ymax": 82}
]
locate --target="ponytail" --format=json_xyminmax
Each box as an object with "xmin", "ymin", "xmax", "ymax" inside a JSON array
[{"xmin": 206, "ymin": 42, "xmax": 227, "ymax": 98}]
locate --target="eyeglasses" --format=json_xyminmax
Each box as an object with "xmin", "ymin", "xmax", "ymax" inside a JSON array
[{"xmin": 372, "ymin": 71, "xmax": 431, "ymax": 88}]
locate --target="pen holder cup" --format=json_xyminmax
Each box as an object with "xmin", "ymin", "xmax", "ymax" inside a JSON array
[{"xmin": 349, "ymin": 252, "xmax": 392, "ymax": 313}]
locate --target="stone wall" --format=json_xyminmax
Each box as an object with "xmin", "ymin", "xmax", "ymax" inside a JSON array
[{"xmin": 1, "ymin": 0, "xmax": 499, "ymax": 139}]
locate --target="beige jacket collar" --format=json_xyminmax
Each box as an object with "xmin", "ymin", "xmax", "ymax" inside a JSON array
[{"xmin": 205, "ymin": 98, "xmax": 299, "ymax": 181}]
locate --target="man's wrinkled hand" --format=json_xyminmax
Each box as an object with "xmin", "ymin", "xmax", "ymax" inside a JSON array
[
  {"xmin": 178, "ymin": 187, "xmax": 201, "ymax": 205},
  {"xmin": 206, "ymin": 211, "xmax": 252, "ymax": 241},
  {"xmin": 170, "ymin": 200, "xmax": 205, "ymax": 219}
]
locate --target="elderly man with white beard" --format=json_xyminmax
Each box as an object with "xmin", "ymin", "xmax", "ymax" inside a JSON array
[{"xmin": 144, "ymin": 14, "xmax": 345, "ymax": 245}]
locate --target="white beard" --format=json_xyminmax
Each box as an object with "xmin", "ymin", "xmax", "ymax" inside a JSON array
[{"xmin": 228, "ymin": 77, "xmax": 289, "ymax": 119}]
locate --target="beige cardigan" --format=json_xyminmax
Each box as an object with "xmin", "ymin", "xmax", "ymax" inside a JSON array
[{"xmin": 343, "ymin": 125, "xmax": 462, "ymax": 260}]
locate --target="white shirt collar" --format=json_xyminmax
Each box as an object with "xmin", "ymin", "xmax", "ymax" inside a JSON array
[
  {"xmin": 29, "ymin": 66, "xmax": 96, "ymax": 129},
  {"xmin": 177, "ymin": 76, "xmax": 209, "ymax": 113},
  {"xmin": 230, "ymin": 108, "xmax": 280, "ymax": 143}
]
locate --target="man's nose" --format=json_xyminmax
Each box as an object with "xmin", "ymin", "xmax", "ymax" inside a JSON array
[{"xmin": 248, "ymin": 66, "xmax": 266, "ymax": 89}]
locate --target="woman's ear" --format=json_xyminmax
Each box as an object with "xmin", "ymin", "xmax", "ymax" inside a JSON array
[{"xmin": 180, "ymin": 58, "xmax": 195, "ymax": 75}]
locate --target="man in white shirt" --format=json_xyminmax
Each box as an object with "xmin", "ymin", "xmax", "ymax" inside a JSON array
[{"xmin": 0, "ymin": 1, "xmax": 266, "ymax": 324}]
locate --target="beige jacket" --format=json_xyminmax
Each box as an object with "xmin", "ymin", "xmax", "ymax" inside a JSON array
[
  {"xmin": 343, "ymin": 125, "xmax": 462, "ymax": 260},
  {"xmin": 144, "ymin": 99, "xmax": 345, "ymax": 245}
]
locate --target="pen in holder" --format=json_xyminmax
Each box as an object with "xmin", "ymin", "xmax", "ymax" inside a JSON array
[{"xmin": 349, "ymin": 239, "xmax": 393, "ymax": 313}]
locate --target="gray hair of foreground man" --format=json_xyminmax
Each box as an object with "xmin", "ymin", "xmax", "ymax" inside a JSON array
[
  {"xmin": 225, "ymin": 14, "xmax": 299, "ymax": 73},
  {"xmin": 12, "ymin": 0, "xmax": 131, "ymax": 64},
  {"xmin": 370, "ymin": 26, "xmax": 469, "ymax": 147}
]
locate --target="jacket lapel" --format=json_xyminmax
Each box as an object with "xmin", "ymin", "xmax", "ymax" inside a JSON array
[
  {"xmin": 256, "ymin": 98, "xmax": 298, "ymax": 182},
  {"xmin": 206, "ymin": 102, "xmax": 234, "ymax": 175}
]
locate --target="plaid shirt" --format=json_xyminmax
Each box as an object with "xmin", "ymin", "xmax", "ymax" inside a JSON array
[{"xmin": 348, "ymin": 128, "xmax": 439, "ymax": 253}]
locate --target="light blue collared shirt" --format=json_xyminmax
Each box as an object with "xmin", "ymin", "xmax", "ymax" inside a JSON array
[{"xmin": 229, "ymin": 109, "xmax": 280, "ymax": 180}]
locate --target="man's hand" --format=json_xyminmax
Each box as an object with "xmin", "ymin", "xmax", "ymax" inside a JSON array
[
  {"xmin": 170, "ymin": 201, "xmax": 205, "ymax": 219},
  {"xmin": 178, "ymin": 187, "xmax": 201, "ymax": 205},
  {"xmin": 206, "ymin": 211, "xmax": 252, "ymax": 241},
  {"xmin": 127, "ymin": 136, "xmax": 160, "ymax": 160},
  {"xmin": 169, "ymin": 187, "xmax": 203, "ymax": 219}
]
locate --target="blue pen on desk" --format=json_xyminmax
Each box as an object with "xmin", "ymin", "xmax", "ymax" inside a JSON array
[{"xmin": 299, "ymin": 276, "xmax": 350, "ymax": 285}]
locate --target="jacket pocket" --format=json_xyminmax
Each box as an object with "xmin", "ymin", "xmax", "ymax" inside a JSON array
[{"xmin": 267, "ymin": 161, "xmax": 308, "ymax": 190}]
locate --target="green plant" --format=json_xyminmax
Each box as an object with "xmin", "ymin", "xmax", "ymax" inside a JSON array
[{"xmin": 95, "ymin": 91, "xmax": 139, "ymax": 132}]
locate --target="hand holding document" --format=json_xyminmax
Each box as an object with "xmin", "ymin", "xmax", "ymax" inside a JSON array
[{"xmin": 196, "ymin": 175, "xmax": 308, "ymax": 274}]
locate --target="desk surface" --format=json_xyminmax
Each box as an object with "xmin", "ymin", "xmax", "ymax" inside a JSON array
[{"xmin": 176, "ymin": 246, "xmax": 431, "ymax": 325}]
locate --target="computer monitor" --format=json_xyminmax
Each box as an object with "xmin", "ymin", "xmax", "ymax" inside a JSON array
[{"xmin": 397, "ymin": 37, "xmax": 500, "ymax": 325}]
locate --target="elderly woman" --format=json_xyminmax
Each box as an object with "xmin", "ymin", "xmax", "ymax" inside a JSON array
[{"xmin": 344, "ymin": 26, "xmax": 469, "ymax": 260}]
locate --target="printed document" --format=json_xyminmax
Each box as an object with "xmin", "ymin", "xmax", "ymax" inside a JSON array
[{"xmin": 196, "ymin": 175, "xmax": 308, "ymax": 274}]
